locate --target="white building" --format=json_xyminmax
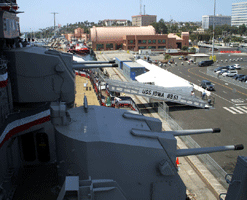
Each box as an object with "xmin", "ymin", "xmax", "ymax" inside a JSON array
[
  {"xmin": 102, "ymin": 19, "xmax": 128, "ymax": 26},
  {"xmin": 202, "ymin": 14, "xmax": 231, "ymax": 29},
  {"xmin": 232, "ymin": 2, "xmax": 247, "ymax": 27}
]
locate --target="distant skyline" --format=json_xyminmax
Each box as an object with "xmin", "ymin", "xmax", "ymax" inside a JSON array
[{"xmin": 18, "ymin": 0, "xmax": 245, "ymax": 32}]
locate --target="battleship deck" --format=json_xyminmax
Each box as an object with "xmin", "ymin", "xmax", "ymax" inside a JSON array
[{"xmin": 74, "ymin": 75, "xmax": 100, "ymax": 106}]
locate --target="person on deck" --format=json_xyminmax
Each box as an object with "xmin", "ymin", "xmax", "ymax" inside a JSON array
[
  {"xmin": 114, "ymin": 97, "xmax": 122, "ymax": 108},
  {"xmin": 106, "ymin": 94, "xmax": 111, "ymax": 107}
]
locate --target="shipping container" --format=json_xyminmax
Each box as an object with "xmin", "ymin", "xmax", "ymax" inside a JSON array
[
  {"xmin": 122, "ymin": 62, "xmax": 145, "ymax": 81},
  {"xmin": 115, "ymin": 57, "xmax": 132, "ymax": 69}
]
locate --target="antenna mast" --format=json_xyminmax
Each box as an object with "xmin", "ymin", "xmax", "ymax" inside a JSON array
[
  {"xmin": 51, "ymin": 12, "xmax": 58, "ymax": 31},
  {"xmin": 140, "ymin": 0, "xmax": 142, "ymax": 15}
]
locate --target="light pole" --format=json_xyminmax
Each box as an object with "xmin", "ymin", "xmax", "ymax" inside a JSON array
[
  {"xmin": 51, "ymin": 12, "xmax": 58, "ymax": 36},
  {"xmin": 212, "ymin": 0, "xmax": 216, "ymax": 57}
]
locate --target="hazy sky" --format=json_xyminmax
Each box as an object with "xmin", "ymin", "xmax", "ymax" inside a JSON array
[{"xmin": 18, "ymin": 0, "xmax": 245, "ymax": 32}]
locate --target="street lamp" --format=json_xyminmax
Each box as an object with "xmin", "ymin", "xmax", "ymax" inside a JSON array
[{"xmin": 212, "ymin": 0, "xmax": 216, "ymax": 57}]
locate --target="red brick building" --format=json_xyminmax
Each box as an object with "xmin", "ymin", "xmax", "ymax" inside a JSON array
[
  {"xmin": 90, "ymin": 26, "xmax": 189, "ymax": 51},
  {"xmin": 63, "ymin": 28, "xmax": 89, "ymax": 42}
]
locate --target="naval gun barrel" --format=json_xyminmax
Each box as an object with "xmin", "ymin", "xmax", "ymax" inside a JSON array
[
  {"xmin": 72, "ymin": 60, "xmax": 117, "ymax": 69},
  {"xmin": 73, "ymin": 60, "xmax": 116, "ymax": 64},
  {"xmin": 72, "ymin": 62, "xmax": 118, "ymax": 69},
  {"xmin": 177, "ymin": 144, "xmax": 244, "ymax": 157},
  {"xmin": 167, "ymin": 128, "xmax": 221, "ymax": 136}
]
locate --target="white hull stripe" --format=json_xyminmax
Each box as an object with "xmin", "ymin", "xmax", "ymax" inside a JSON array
[
  {"xmin": 0, "ymin": 72, "xmax": 7, "ymax": 81},
  {"xmin": 0, "ymin": 109, "xmax": 50, "ymax": 148},
  {"xmin": 0, "ymin": 72, "xmax": 8, "ymax": 88}
]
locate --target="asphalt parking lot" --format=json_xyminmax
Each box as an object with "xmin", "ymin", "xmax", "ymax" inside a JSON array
[{"xmin": 158, "ymin": 52, "xmax": 247, "ymax": 174}]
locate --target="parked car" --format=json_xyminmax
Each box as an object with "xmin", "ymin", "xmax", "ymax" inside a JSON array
[
  {"xmin": 238, "ymin": 75, "xmax": 247, "ymax": 82},
  {"xmin": 232, "ymin": 74, "xmax": 245, "ymax": 80},
  {"xmin": 222, "ymin": 70, "xmax": 238, "ymax": 77},
  {"xmin": 226, "ymin": 65, "xmax": 236, "ymax": 70},
  {"xmin": 216, "ymin": 69, "xmax": 228, "ymax": 74},
  {"xmin": 214, "ymin": 66, "xmax": 228, "ymax": 72},
  {"xmin": 232, "ymin": 64, "xmax": 241, "ymax": 69},
  {"xmin": 201, "ymin": 80, "xmax": 215, "ymax": 91},
  {"xmin": 198, "ymin": 60, "xmax": 214, "ymax": 67}
]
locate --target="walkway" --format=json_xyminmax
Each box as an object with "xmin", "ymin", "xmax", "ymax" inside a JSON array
[{"xmin": 75, "ymin": 75, "xmax": 100, "ymax": 107}]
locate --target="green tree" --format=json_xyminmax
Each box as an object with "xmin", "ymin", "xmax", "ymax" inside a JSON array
[
  {"xmin": 151, "ymin": 18, "xmax": 168, "ymax": 34},
  {"xmin": 223, "ymin": 37, "xmax": 231, "ymax": 43},
  {"xmin": 239, "ymin": 24, "xmax": 247, "ymax": 35},
  {"xmin": 190, "ymin": 34, "xmax": 198, "ymax": 42},
  {"xmin": 164, "ymin": 54, "xmax": 171, "ymax": 60},
  {"xmin": 181, "ymin": 46, "xmax": 188, "ymax": 51},
  {"xmin": 189, "ymin": 47, "xmax": 196, "ymax": 53}
]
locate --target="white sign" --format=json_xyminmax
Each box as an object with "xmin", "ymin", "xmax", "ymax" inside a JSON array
[{"xmin": 139, "ymin": 89, "xmax": 181, "ymax": 101}]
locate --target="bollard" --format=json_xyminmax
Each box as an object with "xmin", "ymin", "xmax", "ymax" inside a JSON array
[
  {"xmin": 181, "ymin": 62, "xmax": 183, "ymax": 65},
  {"xmin": 221, "ymin": 60, "xmax": 223, "ymax": 62},
  {"xmin": 175, "ymin": 62, "xmax": 177, "ymax": 66},
  {"xmin": 216, "ymin": 60, "xmax": 218, "ymax": 63},
  {"xmin": 229, "ymin": 59, "xmax": 232, "ymax": 62},
  {"xmin": 225, "ymin": 59, "xmax": 228, "ymax": 62}
]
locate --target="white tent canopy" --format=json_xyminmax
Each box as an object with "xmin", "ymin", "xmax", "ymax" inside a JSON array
[{"xmin": 136, "ymin": 59, "xmax": 193, "ymax": 96}]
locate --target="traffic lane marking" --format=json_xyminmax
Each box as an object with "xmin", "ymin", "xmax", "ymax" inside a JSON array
[
  {"xmin": 212, "ymin": 92, "xmax": 234, "ymax": 104},
  {"xmin": 223, "ymin": 107, "xmax": 237, "ymax": 114},
  {"xmin": 236, "ymin": 106, "xmax": 247, "ymax": 113},
  {"xmin": 188, "ymin": 67, "xmax": 247, "ymax": 97},
  {"xmin": 230, "ymin": 107, "xmax": 244, "ymax": 114}
]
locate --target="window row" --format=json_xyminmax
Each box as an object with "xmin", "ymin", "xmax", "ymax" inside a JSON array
[
  {"xmin": 129, "ymin": 39, "xmax": 166, "ymax": 44},
  {"xmin": 96, "ymin": 43, "xmax": 123, "ymax": 50},
  {"xmin": 138, "ymin": 46, "xmax": 166, "ymax": 49}
]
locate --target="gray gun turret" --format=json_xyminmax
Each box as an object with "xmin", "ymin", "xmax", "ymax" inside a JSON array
[
  {"xmin": 4, "ymin": 48, "xmax": 118, "ymax": 106},
  {"xmin": 51, "ymin": 102, "xmax": 244, "ymax": 200}
]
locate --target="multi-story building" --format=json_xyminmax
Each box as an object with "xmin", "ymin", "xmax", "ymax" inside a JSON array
[
  {"xmin": 202, "ymin": 14, "xmax": 231, "ymax": 29},
  {"xmin": 132, "ymin": 15, "xmax": 157, "ymax": 26},
  {"xmin": 63, "ymin": 28, "xmax": 88, "ymax": 42},
  {"xmin": 102, "ymin": 19, "xmax": 128, "ymax": 26},
  {"xmin": 123, "ymin": 32, "xmax": 189, "ymax": 51},
  {"xmin": 232, "ymin": 2, "xmax": 247, "ymax": 27},
  {"xmin": 90, "ymin": 26, "xmax": 189, "ymax": 51}
]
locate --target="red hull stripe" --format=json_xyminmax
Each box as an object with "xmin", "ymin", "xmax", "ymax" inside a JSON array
[
  {"xmin": 75, "ymin": 70, "xmax": 90, "ymax": 79},
  {"xmin": 0, "ymin": 79, "xmax": 8, "ymax": 88},
  {"xmin": 0, "ymin": 110, "xmax": 50, "ymax": 148}
]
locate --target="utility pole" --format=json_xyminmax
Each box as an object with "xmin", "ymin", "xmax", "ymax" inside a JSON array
[
  {"xmin": 51, "ymin": 12, "xmax": 58, "ymax": 36},
  {"xmin": 140, "ymin": 0, "xmax": 142, "ymax": 15},
  {"xmin": 212, "ymin": 0, "xmax": 216, "ymax": 57}
]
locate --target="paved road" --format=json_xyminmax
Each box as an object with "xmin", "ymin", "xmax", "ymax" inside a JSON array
[{"xmin": 165, "ymin": 53, "xmax": 247, "ymax": 173}]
